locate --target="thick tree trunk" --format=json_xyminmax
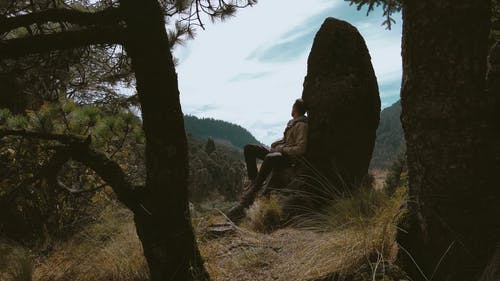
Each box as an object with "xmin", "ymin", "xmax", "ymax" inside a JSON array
[
  {"xmin": 398, "ymin": 1, "xmax": 500, "ymax": 281},
  {"xmin": 120, "ymin": 0, "xmax": 208, "ymax": 280}
]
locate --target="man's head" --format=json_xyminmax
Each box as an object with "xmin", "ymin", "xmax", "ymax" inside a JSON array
[{"xmin": 292, "ymin": 98, "xmax": 306, "ymax": 118}]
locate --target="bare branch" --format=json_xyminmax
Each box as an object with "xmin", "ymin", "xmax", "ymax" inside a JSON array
[
  {"xmin": 68, "ymin": 144, "xmax": 139, "ymax": 211},
  {"xmin": 0, "ymin": 26, "xmax": 127, "ymax": 59},
  {"xmin": 56, "ymin": 179, "xmax": 107, "ymax": 193},
  {"xmin": 0, "ymin": 7, "xmax": 125, "ymax": 35}
]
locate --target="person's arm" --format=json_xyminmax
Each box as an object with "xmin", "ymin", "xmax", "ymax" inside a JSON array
[
  {"xmin": 279, "ymin": 123, "xmax": 308, "ymax": 156},
  {"xmin": 270, "ymin": 139, "xmax": 285, "ymax": 152}
]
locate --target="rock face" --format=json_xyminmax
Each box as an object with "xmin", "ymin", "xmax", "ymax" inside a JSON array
[{"xmin": 302, "ymin": 17, "xmax": 381, "ymax": 186}]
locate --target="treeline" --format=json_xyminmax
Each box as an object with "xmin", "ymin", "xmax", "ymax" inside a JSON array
[{"xmin": 184, "ymin": 115, "xmax": 261, "ymax": 149}]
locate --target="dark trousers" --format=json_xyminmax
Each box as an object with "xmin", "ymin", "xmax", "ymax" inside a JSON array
[{"xmin": 244, "ymin": 144, "xmax": 289, "ymax": 190}]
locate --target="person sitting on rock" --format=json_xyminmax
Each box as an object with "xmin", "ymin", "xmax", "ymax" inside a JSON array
[{"xmin": 227, "ymin": 98, "xmax": 308, "ymax": 222}]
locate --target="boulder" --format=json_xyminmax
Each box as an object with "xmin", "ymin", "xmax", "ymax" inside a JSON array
[
  {"xmin": 230, "ymin": 18, "xmax": 382, "ymax": 223},
  {"xmin": 302, "ymin": 17, "xmax": 381, "ymax": 186}
]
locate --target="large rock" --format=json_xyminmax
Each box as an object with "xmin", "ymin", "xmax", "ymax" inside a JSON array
[
  {"xmin": 240, "ymin": 18, "xmax": 381, "ymax": 222},
  {"xmin": 302, "ymin": 17, "xmax": 381, "ymax": 186}
]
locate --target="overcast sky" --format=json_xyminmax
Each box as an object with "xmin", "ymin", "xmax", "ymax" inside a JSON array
[{"xmin": 173, "ymin": 0, "xmax": 402, "ymax": 145}]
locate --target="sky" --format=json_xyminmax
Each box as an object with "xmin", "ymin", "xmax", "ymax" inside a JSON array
[{"xmin": 173, "ymin": 0, "xmax": 402, "ymax": 145}]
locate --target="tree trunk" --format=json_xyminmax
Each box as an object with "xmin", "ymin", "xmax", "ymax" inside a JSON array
[
  {"xmin": 398, "ymin": 1, "xmax": 500, "ymax": 281},
  {"xmin": 120, "ymin": 0, "xmax": 208, "ymax": 280}
]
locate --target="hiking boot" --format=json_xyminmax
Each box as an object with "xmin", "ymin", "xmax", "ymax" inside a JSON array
[
  {"xmin": 241, "ymin": 185, "xmax": 258, "ymax": 206},
  {"xmin": 242, "ymin": 179, "xmax": 254, "ymax": 192},
  {"xmin": 226, "ymin": 204, "xmax": 246, "ymax": 223}
]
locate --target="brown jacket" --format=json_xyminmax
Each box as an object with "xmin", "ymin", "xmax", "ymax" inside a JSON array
[{"xmin": 271, "ymin": 116, "xmax": 308, "ymax": 156}]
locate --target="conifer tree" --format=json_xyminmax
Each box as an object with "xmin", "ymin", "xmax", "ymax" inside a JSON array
[
  {"xmin": 0, "ymin": 0, "xmax": 255, "ymax": 280},
  {"xmin": 204, "ymin": 137, "xmax": 216, "ymax": 154}
]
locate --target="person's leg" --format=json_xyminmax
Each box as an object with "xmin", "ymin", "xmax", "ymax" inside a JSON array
[
  {"xmin": 253, "ymin": 152, "xmax": 289, "ymax": 190},
  {"xmin": 228, "ymin": 149, "xmax": 284, "ymax": 223},
  {"xmin": 244, "ymin": 144, "xmax": 270, "ymax": 181}
]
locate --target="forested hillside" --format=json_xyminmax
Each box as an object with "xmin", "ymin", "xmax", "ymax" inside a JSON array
[
  {"xmin": 184, "ymin": 115, "xmax": 261, "ymax": 149},
  {"xmin": 187, "ymin": 135, "xmax": 244, "ymax": 202},
  {"xmin": 370, "ymin": 101, "xmax": 405, "ymax": 170}
]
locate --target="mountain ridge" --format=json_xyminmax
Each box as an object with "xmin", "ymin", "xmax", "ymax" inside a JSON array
[
  {"xmin": 184, "ymin": 115, "xmax": 262, "ymax": 150},
  {"xmin": 370, "ymin": 100, "xmax": 406, "ymax": 170}
]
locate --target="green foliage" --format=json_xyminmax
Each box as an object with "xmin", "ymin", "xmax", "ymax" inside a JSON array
[
  {"xmin": 1, "ymin": 100, "xmax": 249, "ymax": 245},
  {"xmin": 204, "ymin": 138, "xmax": 216, "ymax": 154},
  {"xmin": 161, "ymin": 0, "xmax": 257, "ymax": 48},
  {"xmin": 184, "ymin": 114, "xmax": 261, "ymax": 150},
  {"xmin": 348, "ymin": 0, "xmax": 402, "ymax": 29},
  {"xmin": 188, "ymin": 135, "xmax": 245, "ymax": 202},
  {"xmin": 5, "ymin": 115, "xmax": 28, "ymax": 129},
  {"xmin": 0, "ymin": 108, "xmax": 12, "ymax": 124},
  {"xmin": 383, "ymin": 154, "xmax": 407, "ymax": 195},
  {"xmin": 0, "ymin": 100, "xmax": 145, "ymax": 246}
]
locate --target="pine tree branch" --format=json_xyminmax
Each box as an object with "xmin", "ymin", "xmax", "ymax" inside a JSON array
[
  {"xmin": 0, "ymin": 129, "xmax": 89, "ymax": 144},
  {"xmin": 0, "ymin": 7, "xmax": 125, "ymax": 34},
  {"xmin": 0, "ymin": 129, "xmax": 141, "ymax": 213},
  {"xmin": 0, "ymin": 26, "xmax": 127, "ymax": 59}
]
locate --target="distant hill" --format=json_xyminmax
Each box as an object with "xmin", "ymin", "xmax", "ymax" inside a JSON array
[
  {"xmin": 370, "ymin": 100, "xmax": 406, "ymax": 170},
  {"xmin": 184, "ymin": 115, "xmax": 261, "ymax": 150}
]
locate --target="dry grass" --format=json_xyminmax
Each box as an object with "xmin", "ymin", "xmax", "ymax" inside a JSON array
[
  {"xmin": 370, "ymin": 169, "xmax": 389, "ymax": 191},
  {"xmin": 200, "ymin": 186, "xmax": 407, "ymax": 281},
  {"xmin": 0, "ymin": 240, "xmax": 33, "ymax": 281},
  {"xmin": 33, "ymin": 202, "xmax": 149, "ymax": 281},
  {"xmin": 243, "ymin": 195, "xmax": 283, "ymax": 233},
  {"xmin": 1, "ymin": 182, "xmax": 406, "ymax": 281}
]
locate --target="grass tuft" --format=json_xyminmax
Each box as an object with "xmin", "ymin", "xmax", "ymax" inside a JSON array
[
  {"xmin": 244, "ymin": 195, "xmax": 283, "ymax": 233},
  {"xmin": 33, "ymin": 203, "xmax": 149, "ymax": 281},
  {"xmin": 0, "ymin": 240, "xmax": 33, "ymax": 281}
]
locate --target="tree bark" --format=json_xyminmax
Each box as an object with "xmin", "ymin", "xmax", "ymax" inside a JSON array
[
  {"xmin": 1, "ymin": 0, "xmax": 209, "ymax": 279},
  {"xmin": 120, "ymin": 0, "xmax": 208, "ymax": 280},
  {"xmin": 398, "ymin": 1, "xmax": 500, "ymax": 281}
]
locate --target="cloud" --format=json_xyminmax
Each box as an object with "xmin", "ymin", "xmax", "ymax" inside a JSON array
[
  {"xmin": 184, "ymin": 104, "xmax": 220, "ymax": 115},
  {"xmin": 246, "ymin": 32, "xmax": 314, "ymax": 63},
  {"xmin": 245, "ymin": 3, "xmax": 342, "ymax": 64},
  {"xmin": 229, "ymin": 71, "xmax": 273, "ymax": 82},
  {"xmin": 174, "ymin": 0, "xmax": 403, "ymax": 144}
]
